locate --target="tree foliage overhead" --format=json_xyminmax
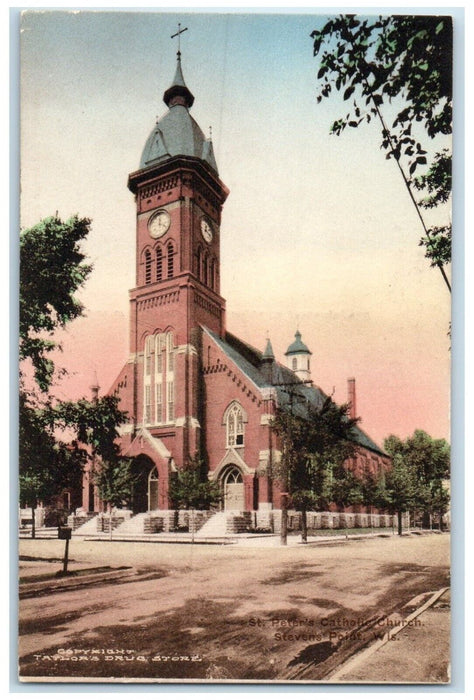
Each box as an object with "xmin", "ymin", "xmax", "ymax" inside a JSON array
[
  {"xmin": 51, "ymin": 395, "xmax": 127, "ymax": 465},
  {"xmin": 311, "ymin": 15, "xmax": 452, "ymax": 283},
  {"xmin": 20, "ymin": 215, "xmax": 93, "ymax": 392}
]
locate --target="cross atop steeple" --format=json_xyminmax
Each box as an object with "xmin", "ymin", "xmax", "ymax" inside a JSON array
[{"xmin": 170, "ymin": 23, "xmax": 188, "ymax": 57}]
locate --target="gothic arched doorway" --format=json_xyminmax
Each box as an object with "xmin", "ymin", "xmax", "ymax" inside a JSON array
[
  {"xmin": 130, "ymin": 455, "xmax": 156, "ymax": 514},
  {"xmin": 221, "ymin": 465, "xmax": 245, "ymax": 511}
]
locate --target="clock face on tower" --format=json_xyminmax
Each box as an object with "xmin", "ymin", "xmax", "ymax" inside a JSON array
[
  {"xmin": 148, "ymin": 210, "xmax": 170, "ymax": 239},
  {"xmin": 200, "ymin": 217, "xmax": 213, "ymax": 243}
]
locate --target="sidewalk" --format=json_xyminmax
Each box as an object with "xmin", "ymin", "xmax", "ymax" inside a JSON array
[{"xmin": 328, "ymin": 588, "xmax": 451, "ymax": 683}]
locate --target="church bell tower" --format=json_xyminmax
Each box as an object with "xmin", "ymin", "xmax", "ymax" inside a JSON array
[{"xmin": 126, "ymin": 50, "xmax": 229, "ymax": 466}]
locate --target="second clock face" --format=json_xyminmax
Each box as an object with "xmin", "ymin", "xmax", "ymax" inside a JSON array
[
  {"xmin": 148, "ymin": 210, "xmax": 170, "ymax": 239},
  {"xmin": 200, "ymin": 217, "xmax": 213, "ymax": 243}
]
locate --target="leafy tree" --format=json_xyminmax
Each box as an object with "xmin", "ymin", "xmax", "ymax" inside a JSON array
[
  {"xmin": 384, "ymin": 429, "xmax": 450, "ymax": 529},
  {"xmin": 51, "ymin": 396, "xmax": 127, "ymax": 465},
  {"xmin": 19, "ymin": 394, "xmax": 86, "ymax": 537},
  {"xmin": 311, "ymin": 15, "xmax": 452, "ymax": 289},
  {"xmin": 169, "ymin": 454, "xmax": 221, "ymax": 511},
  {"xmin": 20, "ymin": 215, "xmax": 93, "ymax": 392},
  {"xmin": 272, "ymin": 398, "xmax": 360, "ymax": 543},
  {"xmin": 19, "ymin": 215, "xmax": 127, "ymax": 526},
  {"xmin": 360, "ymin": 462, "xmax": 388, "ymax": 515},
  {"xmin": 92, "ymin": 458, "xmax": 135, "ymax": 509},
  {"xmin": 330, "ymin": 458, "xmax": 364, "ymax": 513},
  {"xmin": 383, "ymin": 454, "xmax": 417, "ymax": 535},
  {"xmin": 51, "ymin": 396, "xmax": 129, "ymax": 510}
]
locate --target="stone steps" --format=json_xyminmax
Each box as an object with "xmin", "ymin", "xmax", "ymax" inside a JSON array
[
  {"xmin": 113, "ymin": 513, "xmax": 147, "ymax": 534},
  {"xmin": 72, "ymin": 515, "xmax": 101, "ymax": 535},
  {"xmin": 196, "ymin": 512, "xmax": 228, "ymax": 537},
  {"xmin": 67, "ymin": 513, "xmax": 96, "ymax": 531}
]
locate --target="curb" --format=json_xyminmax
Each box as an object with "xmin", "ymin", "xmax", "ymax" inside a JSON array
[{"xmin": 19, "ymin": 567, "xmax": 135, "ymax": 599}]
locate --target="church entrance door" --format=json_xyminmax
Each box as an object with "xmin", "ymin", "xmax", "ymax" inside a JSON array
[
  {"xmin": 130, "ymin": 455, "xmax": 155, "ymax": 514},
  {"xmin": 222, "ymin": 466, "xmax": 245, "ymax": 511}
]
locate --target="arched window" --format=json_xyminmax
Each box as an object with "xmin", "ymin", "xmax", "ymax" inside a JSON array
[
  {"xmin": 144, "ymin": 249, "xmax": 152, "ymax": 284},
  {"xmin": 203, "ymin": 253, "xmax": 209, "ymax": 286},
  {"xmin": 156, "ymin": 247, "xmax": 163, "ymax": 281},
  {"xmin": 292, "ymin": 357, "xmax": 297, "ymax": 371},
  {"xmin": 167, "ymin": 241, "xmax": 174, "ymax": 278},
  {"xmin": 155, "ymin": 334, "xmax": 163, "ymax": 373},
  {"xmin": 144, "ymin": 335, "xmax": 153, "ymax": 376},
  {"xmin": 143, "ymin": 332, "xmax": 177, "ymax": 427},
  {"xmin": 226, "ymin": 403, "xmax": 245, "ymax": 447},
  {"xmin": 223, "ymin": 466, "xmax": 243, "ymax": 486}
]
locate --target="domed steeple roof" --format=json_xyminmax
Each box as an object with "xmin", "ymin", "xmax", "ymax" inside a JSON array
[
  {"xmin": 285, "ymin": 330, "xmax": 312, "ymax": 356},
  {"xmin": 139, "ymin": 53, "xmax": 218, "ymax": 173}
]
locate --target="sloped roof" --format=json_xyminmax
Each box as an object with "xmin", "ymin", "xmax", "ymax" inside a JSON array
[
  {"xmin": 139, "ymin": 55, "xmax": 218, "ymax": 173},
  {"xmin": 285, "ymin": 330, "xmax": 312, "ymax": 356},
  {"xmin": 204, "ymin": 327, "xmax": 387, "ymax": 457},
  {"xmin": 140, "ymin": 108, "xmax": 218, "ymax": 172}
]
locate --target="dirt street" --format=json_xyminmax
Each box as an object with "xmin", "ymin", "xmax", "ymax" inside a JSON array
[{"xmin": 18, "ymin": 533, "xmax": 450, "ymax": 683}]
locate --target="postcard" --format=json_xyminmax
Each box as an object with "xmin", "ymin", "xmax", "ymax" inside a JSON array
[{"xmin": 18, "ymin": 10, "xmax": 453, "ymax": 684}]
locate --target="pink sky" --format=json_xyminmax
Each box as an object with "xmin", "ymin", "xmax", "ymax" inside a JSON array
[{"xmin": 21, "ymin": 11, "xmax": 452, "ymax": 448}]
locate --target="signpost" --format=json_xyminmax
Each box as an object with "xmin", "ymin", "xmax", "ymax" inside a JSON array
[{"xmin": 58, "ymin": 526, "xmax": 72, "ymax": 574}]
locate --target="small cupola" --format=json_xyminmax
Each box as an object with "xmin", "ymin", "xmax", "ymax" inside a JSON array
[{"xmin": 285, "ymin": 330, "xmax": 312, "ymax": 383}]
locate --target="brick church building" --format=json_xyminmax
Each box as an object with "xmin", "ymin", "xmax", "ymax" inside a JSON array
[{"xmin": 81, "ymin": 52, "xmax": 391, "ymax": 525}]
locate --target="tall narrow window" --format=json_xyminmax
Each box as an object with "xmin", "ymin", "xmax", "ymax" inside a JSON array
[
  {"xmin": 166, "ymin": 332, "xmax": 174, "ymax": 371},
  {"xmin": 167, "ymin": 242, "xmax": 174, "ymax": 278},
  {"xmin": 144, "ymin": 249, "xmax": 152, "ymax": 284},
  {"xmin": 203, "ymin": 253, "xmax": 209, "ymax": 286},
  {"xmin": 145, "ymin": 336, "xmax": 153, "ymax": 375},
  {"xmin": 167, "ymin": 381, "xmax": 174, "ymax": 422},
  {"xmin": 226, "ymin": 403, "xmax": 245, "ymax": 447},
  {"xmin": 292, "ymin": 357, "xmax": 297, "ymax": 371},
  {"xmin": 155, "ymin": 334, "xmax": 163, "ymax": 373},
  {"xmin": 144, "ymin": 385, "xmax": 151, "ymax": 424},
  {"xmin": 156, "ymin": 383, "xmax": 163, "ymax": 424},
  {"xmin": 156, "ymin": 247, "xmax": 163, "ymax": 281}
]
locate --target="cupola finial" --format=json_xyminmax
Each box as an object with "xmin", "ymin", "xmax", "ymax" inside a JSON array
[
  {"xmin": 170, "ymin": 23, "xmax": 188, "ymax": 56},
  {"xmin": 163, "ymin": 29, "xmax": 195, "ymax": 109}
]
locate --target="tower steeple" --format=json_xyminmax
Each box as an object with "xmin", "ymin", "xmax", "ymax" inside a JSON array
[{"xmin": 135, "ymin": 47, "xmax": 218, "ymax": 174}]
